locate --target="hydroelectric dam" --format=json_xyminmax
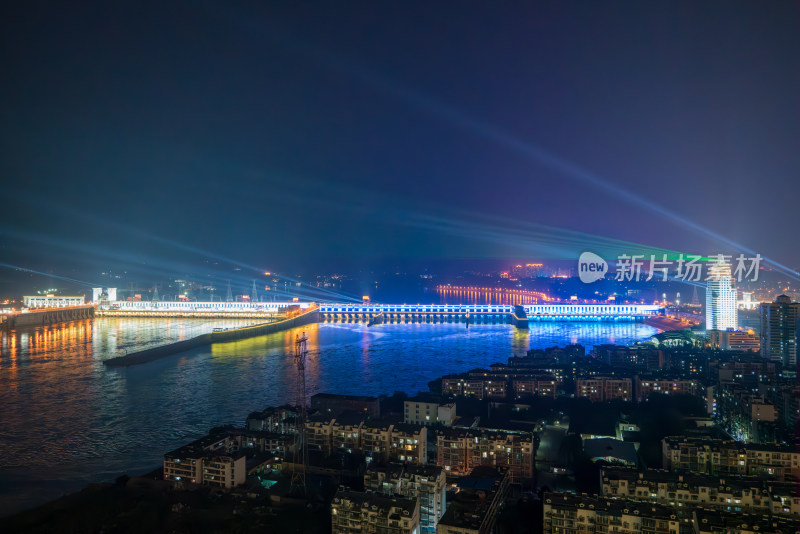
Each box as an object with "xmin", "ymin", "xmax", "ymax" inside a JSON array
[
  {"xmin": 9, "ymin": 300, "xmax": 662, "ymax": 367},
  {"xmin": 95, "ymin": 300, "xmax": 663, "ymax": 328}
]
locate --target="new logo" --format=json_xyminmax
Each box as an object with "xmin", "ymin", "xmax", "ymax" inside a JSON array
[{"xmin": 578, "ymin": 252, "xmax": 607, "ymax": 283}]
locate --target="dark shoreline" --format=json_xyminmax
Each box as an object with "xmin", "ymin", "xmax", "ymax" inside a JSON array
[{"xmin": 643, "ymin": 315, "xmax": 692, "ymax": 332}]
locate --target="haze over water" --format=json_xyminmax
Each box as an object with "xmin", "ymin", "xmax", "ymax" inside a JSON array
[{"xmin": 0, "ymin": 317, "xmax": 656, "ymax": 516}]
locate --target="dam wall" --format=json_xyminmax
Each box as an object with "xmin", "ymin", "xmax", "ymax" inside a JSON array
[{"xmin": 3, "ymin": 306, "xmax": 94, "ymax": 329}]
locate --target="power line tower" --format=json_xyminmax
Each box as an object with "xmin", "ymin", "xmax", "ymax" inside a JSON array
[
  {"xmin": 290, "ymin": 332, "xmax": 309, "ymax": 496},
  {"xmin": 691, "ymin": 286, "xmax": 700, "ymax": 306},
  {"xmin": 226, "ymin": 280, "xmax": 233, "ymax": 302}
]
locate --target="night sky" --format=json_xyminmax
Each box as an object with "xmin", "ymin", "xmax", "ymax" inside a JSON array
[{"xmin": 2, "ymin": 1, "xmax": 799, "ymax": 284}]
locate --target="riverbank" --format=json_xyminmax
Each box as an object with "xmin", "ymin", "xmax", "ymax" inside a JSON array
[
  {"xmin": 103, "ymin": 308, "xmax": 320, "ymax": 367},
  {"xmin": 644, "ymin": 315, "xmax": 692, "ymax": 332}
]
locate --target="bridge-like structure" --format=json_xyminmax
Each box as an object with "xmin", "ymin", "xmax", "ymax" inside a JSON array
[
  {"xmin": 96, "ymin": 300, "xmax": 312, "ymax": 319},
  {"xmin": 92, "ymin": 300, "xmax": 661, "ymax": 325},
  {"xmin": 318, "ymin": 303, "xmax": 662, "ymax": 325}
]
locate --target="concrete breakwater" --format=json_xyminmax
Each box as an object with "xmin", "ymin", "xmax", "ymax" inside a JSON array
[
  {"xmin": 103, "ymin": 309, "xmax": 320, "ymax": 367},
  {"xmin": 3, "ymin": 305, "xmax": 94, "ymax": 329}
]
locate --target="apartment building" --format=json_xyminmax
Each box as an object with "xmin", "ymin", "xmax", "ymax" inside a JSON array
[
  {"xmin": 365, "ymin": 463, "xmax": 446, "ymax": 533},
  {"xmin": 437, "ymin": 467, "xmax": 509, "ymax": 534},
  {"xmin": 512, "ymin": 377, "xmax": 558, "ymax": 399},
  {"xmin": 442, "ymin": 376, "xmax": 487, "ymax": 399},
  {"xmin": 600, "ymin": 467, "xmax": 799, "ymax": 517},
  {"xmin": 245, "ymin": 405, "xmax": 298, "ymax": 433},
  {"xmin": 635, "ymin": 377, "xmax": 702, "ymax": 402},
  {"xmin": 404, "ymin": 397, "xmax": 457, "ymax": 427},
  {"xmin": 692, "ymin": 507, "xmax": 799, "ymax": 534},
  {"xmin": 305, "ymin": 415, "xmax": 335, "ymax": 454},
  {"xmin": 331, "ymin": 411, "xmax": 365, "ymax": 452},
  {"xmin": 576, "ymin": 377, "xmax": 633, "ymax": 402},
  {"xmin": 542, "ymin": 492, "xmax": 682, "ymax": 534},
  {"xmin": 662, "ymin": 436, "xmax": 800, "ymax": 482},
  {"xmin": 593, "ymin": 345, "xmax": 665, "ymax": 370},
  {"xmin": 240, "ymin": 430, "xmax": 297, "ymax": 457},
  {"xmin": 331, "ymin": 488, "xmax": 420, "ymax": 534},
  {"xmin": 442, "ymin": 365, "xmax": 563, "ymax": 400},
  {"xmin": 708, "ymin": 329, "xmax": 760, "ymax": 352},
  {"xmin": 434, "ymin": 428, "xmax": 533, "ymax": 483},
  {"xmin": 391, "ymin": 423, "xmax": 427, "ymax": 464},
  {"xmin": 361, "ymin": 419, "xmax": 395, "ymax": 461},
  {"xmin": 163, "ymin": 432, "xmax": 246, "ymax": 488}
]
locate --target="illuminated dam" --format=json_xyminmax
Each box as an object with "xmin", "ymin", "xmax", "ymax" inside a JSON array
[
  {"xmin": 92, "ymin": 301, "xmax": 663, "ymax": 330},
  {"xmin": 318, "ymin": 303, "xmax": 663, "ymax": 326}
]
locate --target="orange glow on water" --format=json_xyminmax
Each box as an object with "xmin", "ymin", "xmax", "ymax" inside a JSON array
[{"xmin": 434, "ymin": 285, "xmax": 555, "ymax": 305}]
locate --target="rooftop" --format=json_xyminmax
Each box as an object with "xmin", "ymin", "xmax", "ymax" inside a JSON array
[
  {"xmin": 438, "ymin": 467, "xmax": 506, "ymax": 530},
  {"xmin": 544, "ymin": 492, "xmax": 679, "ymax": 521},
  {"xmin": 601, "ymin": 467, "xmax": 796, "ymax": 495},
  {"xmin": 693, "ymin": 507, "xmax": 799, "ymax": 533},
  {"xmin": 583, "ymin": 438, "xmax": 638, "ymax": 465},
  {"xmin": 406, "ymin": 393, "xmax": 442, "ymax": 404},
  {"xmin": 332, "ymin": 488, "xmax": 417, "ymax": 518},
  {"xmin": 391, "ymin": 422, "xmax": 425, "ymax": 435},
  {"xmin": 366, "ymin": 462, "xmax": 443, "ymax": 480},
  {"xmin": 333, "ymin": 410, "xmax": 367, "ymax": 427}
]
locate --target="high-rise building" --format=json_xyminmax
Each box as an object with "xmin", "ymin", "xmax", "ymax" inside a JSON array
[
  {"xmin": 706, "ymin": 264, "xmax": 737, "ymax": 330},
  {"xmin": 760, "ymin": 295, "xmax": 799, "ymax": 373}
]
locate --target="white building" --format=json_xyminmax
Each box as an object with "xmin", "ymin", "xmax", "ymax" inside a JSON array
[
  {"xmin": 404, "ymin": 398, "xmax": 456, "ymax": 427},
  {"xmin": 23, "ymin": 295, "xmax": 85, "ymax": 308},
  {"xmin": 91, "ymin": 287, "xmax": 117, "ymax": 303},
  {"xmin": 437, "ymin": 404, "xmax": 456, "ymax": 426},
  {"xmin": 706, "ymin": 264, "xmax": 738, "ymax": 330}
]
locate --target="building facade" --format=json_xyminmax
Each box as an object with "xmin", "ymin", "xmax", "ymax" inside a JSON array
[
  {"xmin": 22, "ymin": 295, "xmax": 85, "ymax": 308},
  {"xmin": 542, "ymin": 492, "xmax": 682, "ymax": 534},
  {"xmin": 434, "ymin": 428, "xmax": 533, "ymax": 483},
  {"xmin": 404, "ymin": 399, "xmax": 441, "ymax": 426},
  {"xmin": 692, "ymin": 507, "xmax": 799, "ymax": 534},
  {"xmin": 437, "ymin": 467, "xmax": 510, "ymax": 534},
  {"xmin": 760, "ymin": 295, "xmax": 799, "ymax": 372},
  {"xmin": 706, "ymin": 264, "xmax": 738, "ymax": 331},
  {"xmin": 331, "ymin": 488, "xmax": 420, "ymax": 534},
  {"xmin": 635, "ymin": 378, "xmax": 702, "ymax": 402},
  {"xmin": 576, "ymin": 377, "xmax": 633, "ymax": 402},
  {"xmin": 163, "ymin": 433, "xmax": 246, "ymax": 488},
  {"xmin": 662, "ymin": 436, "xmax": 800, "ymax": 482},
  {"xmin": 600, "ymin": 467, "xmax": 799, "ymax": 517},
  {"xmin": 708, "ymin": 329, "xmax": 760, "ymax": 352},
  {"xmin": 391, "ymin": 424, "xmax": 427, "ymax": 464},
  {"xmin": 365, "ymin": 463, "xmax": 446, "ymax": 533}
]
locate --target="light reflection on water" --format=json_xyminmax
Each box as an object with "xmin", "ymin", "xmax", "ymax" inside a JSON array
[{"xmin": 0, "ymin": 318, "xmax": 656, "ymax": 516}]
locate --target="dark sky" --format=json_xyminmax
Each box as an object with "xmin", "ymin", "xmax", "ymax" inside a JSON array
[{"xmin": 2, "ymin": 1, "xmax": 799, "ymax": 280}]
